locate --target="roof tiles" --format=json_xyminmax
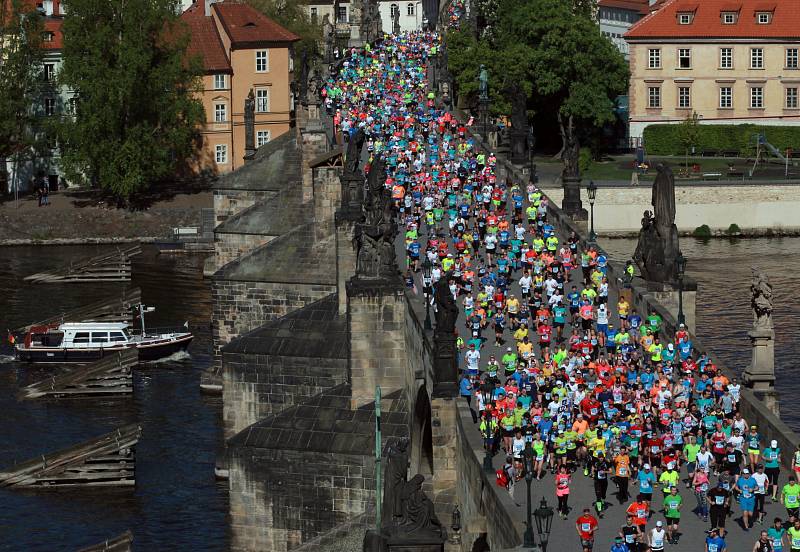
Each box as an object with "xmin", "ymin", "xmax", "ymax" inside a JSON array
[
  {"xmin": 180, "ymin": 4, "xmax": 231, "ymax": 73},
  {"xmin": 212, "ymin": 2, "xmax": 300, "ymax": 47},
  {"xmin": 625, "ymin": 0, "xmax": 800, "ymax": 39}
]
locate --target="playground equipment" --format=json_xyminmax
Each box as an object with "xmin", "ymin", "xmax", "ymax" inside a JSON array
[{"xmin": 750, "ymin": 133, "xmax": 792, "ymax": 177}]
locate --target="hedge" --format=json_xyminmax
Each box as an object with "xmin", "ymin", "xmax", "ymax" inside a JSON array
[{"xmin": 642, "ymin": 124, "xmax": 800, "ymax": 156}]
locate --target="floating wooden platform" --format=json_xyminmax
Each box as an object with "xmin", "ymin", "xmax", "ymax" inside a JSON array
[
  {"xmin": 77, "ymin": 530, "xmax": 133, "ymax": 552},
  {"xmin": 18, "ymin": 349, "xmax": 137, "ymax": 400},
  {"xmin": 0, "ymin": 423, "xmax": 142, "ymax": 489},
  {"xmin": 16, "ymin": 288, "xmax": 141, "ymax": 333},
  {"xmin": 24, "ymin": 245, "xmax": 141, "ymax": 283}
]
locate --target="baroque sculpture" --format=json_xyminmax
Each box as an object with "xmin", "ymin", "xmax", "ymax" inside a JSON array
[
  {"xmin": 633, "ymin": 164, "xmax": 680, "ymax": 283},
  {"xmin": 433, "ymin": 278, "xmax": 457, "ymax": 335},
  {"xmin": 381, "ymin": 439, "xmax": 445, "ymax": 540},
  {"xmin": 478, "ymin": 64, "xmax": 489, "ymax": 102},
  {"xmin": 353, "ymin": 156, "xmax": 398, "ymax": 279},
  {"xmin": 751, "ymin": 268, "xmax": 774, "ymax": 329}
]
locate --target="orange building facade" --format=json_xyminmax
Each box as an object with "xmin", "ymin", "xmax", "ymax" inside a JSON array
[{"xmin": 182, "ymin": 1, "xmax": 299, "ymax": 174}]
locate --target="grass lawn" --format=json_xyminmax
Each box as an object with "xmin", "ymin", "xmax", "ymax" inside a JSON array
[{"xmin": 580, "ymin": 155, "xmax": 758, "ymax": 182}]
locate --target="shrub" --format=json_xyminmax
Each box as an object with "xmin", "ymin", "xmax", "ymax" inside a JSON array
[
  {"xmin": 693, "ymin": 224, "xmax": 712, "ymax": 238},
  {"xmin": 643, "ymin": 124, "xmax": 800, "ymax": 156},
  {"xmin": 726, "ymin": 223, "xmax": 742, "ymax": 235}
]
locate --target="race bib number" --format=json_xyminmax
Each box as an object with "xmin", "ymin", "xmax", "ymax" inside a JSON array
[
  {"xmin": 637, "ymin": 510, "xmax": 646, "ymax": 518},
  {"xmin": 788, "ymin": 495, "xmax": 798, "ymax": 506},
  {"xmin": 708, "ymin": 545, "xmax": 718, "ymax": 552},
  {"xmin": 625, "ymin": 535, "xmax": 635, "ymax": 543},
  {"xmin": 581, "ymin": 523, "xmax": 591, "ymax": 532},
  {"xmin": 619, "ymin": 467, "xmax": 627, "ymax": 476},
  {"xmin": 714, "ymin": 495, "xmax": 725, "ymax": 505}
]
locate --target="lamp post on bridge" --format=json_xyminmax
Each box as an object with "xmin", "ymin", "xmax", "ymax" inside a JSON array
[
  {"xmin": 675, "ymin": 251, "xmax": 686, "ymax": 326},
  {"xmin": 422, "ymin": 257, "xmax": 433, "ymax": 330},
  {"xmin": 533, "ymin": 497, "xmax": 555, "ymax": 552},
  {"xmin": 528, "ymin": 124, "xmax": 536, "ymax": 183},
  {"xmin": 523, "ymin": 444, "xmax": 536, "ymax": 548},
  {"xmin": 587, "ymin": 180, "xmax": 597, "ymax": 243}
]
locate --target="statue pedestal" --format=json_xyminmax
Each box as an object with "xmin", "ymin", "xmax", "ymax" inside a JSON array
[
  {"xmin": 744, "ymin": 327, "xmax": 776, "ymax": 393},
  {"xmin": 562, "ymin": 176, "xmax": 587, "ymax": 220},
  {"xmin": 508, "ymin": 129, "xmax": 527, "ymax": 165},
  {"xmin": 364, "ymin": 530, "xmax": 446, "ymax": 552},
  {"xmin": 433, "ymin": 331, "xmax": 458, "ymax": 398}
]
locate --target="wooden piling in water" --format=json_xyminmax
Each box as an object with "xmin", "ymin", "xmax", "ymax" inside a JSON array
[
  {"xmin": 24, "ymin": 245, "xmax": 141, "ymax": 283},
  {"xmin": 15, "ymin": 288, "xmax": 142, "ymax": 333},
  {"xmin": 18, "ymin": 349, "xmax": 137, "ymax": 400},
  {"xmin": 0, "ymin": 423, "xmax": 142, "ymax": 489},
  {"xmin": 76, "ymin": 530, "xmax": 134, "ymax": 552}
]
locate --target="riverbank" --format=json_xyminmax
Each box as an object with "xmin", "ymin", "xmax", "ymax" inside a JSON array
[{"xmin": 0, "ymin": 189, "xmax": 212, "ymax": 245}]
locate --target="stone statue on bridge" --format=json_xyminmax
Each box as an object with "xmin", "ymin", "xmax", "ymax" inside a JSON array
[
  {"xmin": 382, "ymin": 438, "xmax": 410, "ymax": 528},
  {"xmin": 433, "ymin": 278, "xmax": 458, "ymax": 335},
  {"xmin": 478, "ymin": 65, "xmax": 489, "ymax": 102},
  {"xmin": 633, "ymin": 164, "xmax": 680, "ymax": 283},
  {"xmin": 345, "ymin": 129, "xmax": 366, "ymax": 177},
  {"xmin": 751, "ymin": 268, "xmax": 774, "ymax": 330},
  {"xmin": 353, "ymin": 156, "xmax": 398, "ymax": 279}
]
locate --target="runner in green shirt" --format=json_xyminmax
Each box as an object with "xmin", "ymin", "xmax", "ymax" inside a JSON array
[
  {"xmin": 788, "ymin": 518, "xmax": 800, "ymax": 552},
  {"xmin": 683, "ymin": 437, "xmax": 701, "ymax": 487},
  {"xmin": 662, "ymin": 486, "xmax": 682, "ymax": 545},
  {"xmin": 783, "ymin": 478, "xmax": 800, "ymax": 518}
]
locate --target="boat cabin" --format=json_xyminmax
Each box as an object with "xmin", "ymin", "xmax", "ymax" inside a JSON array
[{"xmin": 26, "ymin": 322, "xmax": 131, "ymax": 349}]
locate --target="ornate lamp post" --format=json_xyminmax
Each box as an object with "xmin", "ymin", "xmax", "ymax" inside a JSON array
[
  {"xmin": 523, "ymin": 444, "xmax": 536, "ymax": 548},
  {"xmin": 422, "ymin": 257, "xmax": 433, "ymax": 330},
  {"xmin": 533, "ymin": 497, "xmax": 555, "ymax": 552},
  {"xmin": 675, "ymin": 251, "xmax": 686, "ymax": 326},
  {"xmin": 587, "ymin": 180, "xmax": 598, "ymax": 242}
]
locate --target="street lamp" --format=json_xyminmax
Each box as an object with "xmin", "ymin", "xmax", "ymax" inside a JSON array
[
  {"xmin": 422, "ymin": 257, "xmax": 433, "ymax": 330},
  {"xmin": 528, "ymin": 124, "xmax": 536, "ymax": 182},
  {"xmin": 675, "ymin": 251, "xmax": 686, "ymax": 326},
  {"xmin": 587, "ymin": 180, "xmax": 598, "ymax": 242},
  {"xmin": 523, "ymin": 444, "xmax": 536, "ymax": 548},
  {"xmin": 533, "ymin": 497, "xmax": 554, "ymax": 552}
]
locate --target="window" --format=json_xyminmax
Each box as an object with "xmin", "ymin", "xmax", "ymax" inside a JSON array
[
  {"xmin": 678, "ymin": 48, "xmax": 691, "ymax": 69},
  {"xmin": 787, "ymin": 48, "xmax": 799, "ymax": 69},
  {"xmin": 68, "ymin": 97, "xmax": 77, "ymax": 114},
  {"xmin": 390, "ymin": 3, "xmax": 398, "ymax": 16},
  {"xmin": 720, "ymin": 47, "xmax": 733, "ymax": 69},
  {"xmin": 110, "ymin": 331, "xmax": 127, "ymax": 342},
  {"xmin": 722, "ymin": 12, "xmax": 736, "ymax": 24},
  {"xmin": 214, "ymin": 102, "xmax": 227, "ymax": 122},
  {"xmin": 648, "ymin": 48, "xmax": 661, "ymax": 69},
  {"xmin": 310, "ymin": 6, "xmax": 317, "ymax": 21},
  {"xmin": 215, "ymin": 144, "xmax": 227, "ymax": 164},
  {"xmin": 647, "ymin": 86, "xmax": 661, "ymax": 108},
  {"xmin": 43, "ymin": 31, "xmax": 54, "ymax": 42},
  {"xmin": 257, "ymin": 130, "xmax": 270, "ymax": 147},
  {"xmin": 73, "ymin": 332, "xmax": 90, "ymax": 344},
  {"xmin": 787, "ymin": 88, "xmax": 799, "ymax": 109},
  {"xmin": 407, "ymin": 2, "xmax": 414, "ymax": 15},
  {"xmin": 213, "ymin": 74, "xmax": 226, "ymax": 90},
  {"xmin": 255, "ymin": 88, "xmax": 269, "ymax": 112},
  {"xmin": 678, "ymin": 13, "xmax": 692, "ymax": 24},
  {"xmin": 43, "ymin": 63, "xmax": 55, "ymax": 82},
  {"xmin": 255, "ymin": 50, "xmax": 268, "ymax": 72},
  {"xmin": 719, "ymin": 86, "xmax": 732, "ymax": 108},
  {"xmin": 757, "ymin": 12, "xmax": 770, "ymax": 24},
  {"xmin": 751, "ymin": 47, "xmax": 763, "ymax": 69},
  {"xmin": 91, "ymin": 332, "xmax": 109, "ymax": 343},
  {"xmin": 750, "ymin": 86, "xmax": 764, "ymax": 108},
  {"xmin": 336, "ymin": 5, "xmax": 347, "ymax": 22},
  {"xmin": 44, "ymin": 97, "xmax": 56, "ymax": 116},
  {"xmin": 678, "ymin": 86, "xmax": 691, "ymax": 108}
]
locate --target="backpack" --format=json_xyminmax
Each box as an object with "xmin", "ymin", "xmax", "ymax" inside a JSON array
[{"xmin": 496, "ymin": 467, "xmax": 509, "ymax": 488}]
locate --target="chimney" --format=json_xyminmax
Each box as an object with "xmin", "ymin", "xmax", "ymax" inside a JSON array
[{"xmin": 204, "ymin": 0, "xmax": 215, "ymax": 17}]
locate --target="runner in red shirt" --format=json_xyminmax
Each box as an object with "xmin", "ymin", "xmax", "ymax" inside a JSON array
[{"xmin": 575, "ymin": 508, "xmax": 599, "ymax": 552}]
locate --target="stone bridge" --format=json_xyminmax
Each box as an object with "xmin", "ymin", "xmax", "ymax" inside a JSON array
[{"xmin": 204, "ymin": 52, "xmax": 800, "ymax": 552}]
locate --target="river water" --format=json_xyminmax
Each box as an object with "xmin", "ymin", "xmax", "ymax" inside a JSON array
[
  {"xmin": 603, "ymin": 236, "xmax": 800, "ymax": 428},
  {"xmin": 0, "ymin": 245, "xmax": 228, "ymax": 551}
]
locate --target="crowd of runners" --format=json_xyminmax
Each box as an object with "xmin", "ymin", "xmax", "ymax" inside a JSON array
[{"xmin": 323, "ymin": 31, "xmax": 800, "ymax": 552}]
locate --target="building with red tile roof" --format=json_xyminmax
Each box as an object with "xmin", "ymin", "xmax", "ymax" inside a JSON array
[
  {"xmin": 624, "ymin": 0, "xmax": 800, "ymax": 144},
  {"xmin": 181, "ymin": 0, "xmax": 299, "ymax": 174}
]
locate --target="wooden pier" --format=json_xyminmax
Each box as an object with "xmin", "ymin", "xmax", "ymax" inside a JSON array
[
  {"xmin": 15, "ymin": 288, "xmax": 141, "ymax": 333},
  {"xmin": 18, "ymin": 349, "xmax": 137, "ymax": 400},
  {"xmin": 24, "ymin": 244, "xmax": 141, "ymax": 283},
  {"xmin": 0, "ymin": 423, "xmax": 142, "ymax": 489},
  {"xmin": 77, "ymin": 530, "xmax": 134, "ymax": 552}
]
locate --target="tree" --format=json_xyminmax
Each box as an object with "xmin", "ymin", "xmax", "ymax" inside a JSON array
[
  {"xmin": 497, "ymin": 0, "xmax": 628, "ymax": 179},
  {"xmin": 677, "ymin": 112, "xmax": 700, "ymax": 173},
  {"xmin": 0, "ymin": 0, "xmax": 44, "ymax": 191},
  {"xmin": 57, "ymin": 0, "xmax": 204, "ymax": 200}
]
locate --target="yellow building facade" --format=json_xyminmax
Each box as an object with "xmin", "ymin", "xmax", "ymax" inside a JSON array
[{"xmin": 625, "ymin": 0, "xmax": 800, "ymax": 144}]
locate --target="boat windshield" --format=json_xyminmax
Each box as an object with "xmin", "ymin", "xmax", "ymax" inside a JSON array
[{"xmin": 31, "ymin": 331, "xmax": 64, "ymax": 347}]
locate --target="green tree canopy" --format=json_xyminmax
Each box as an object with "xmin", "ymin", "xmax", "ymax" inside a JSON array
[
  {"xmin": 0, "ymin": 0, "xmax": 44, "ymax": 164},
  {"xmin": 57, "ymin": 0, "xmax": 204, "ymax": 200}
]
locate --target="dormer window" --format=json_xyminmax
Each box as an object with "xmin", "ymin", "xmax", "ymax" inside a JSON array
[
  {"xmin": 678, "ymin": 12, "xmax": 693, "ymax": 24},
  {"xmin": 722, "ymin": 12, "xmax": 737, "ymax": 24},
  {"xmin": 757, "ymin": 12, "xmax": 771, "ymax": 24}
]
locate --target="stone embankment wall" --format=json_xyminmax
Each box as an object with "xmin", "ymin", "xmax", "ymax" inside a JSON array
[{"xmin": 546, "ymin": 183, "xmax": 800, "ymax": 235}]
